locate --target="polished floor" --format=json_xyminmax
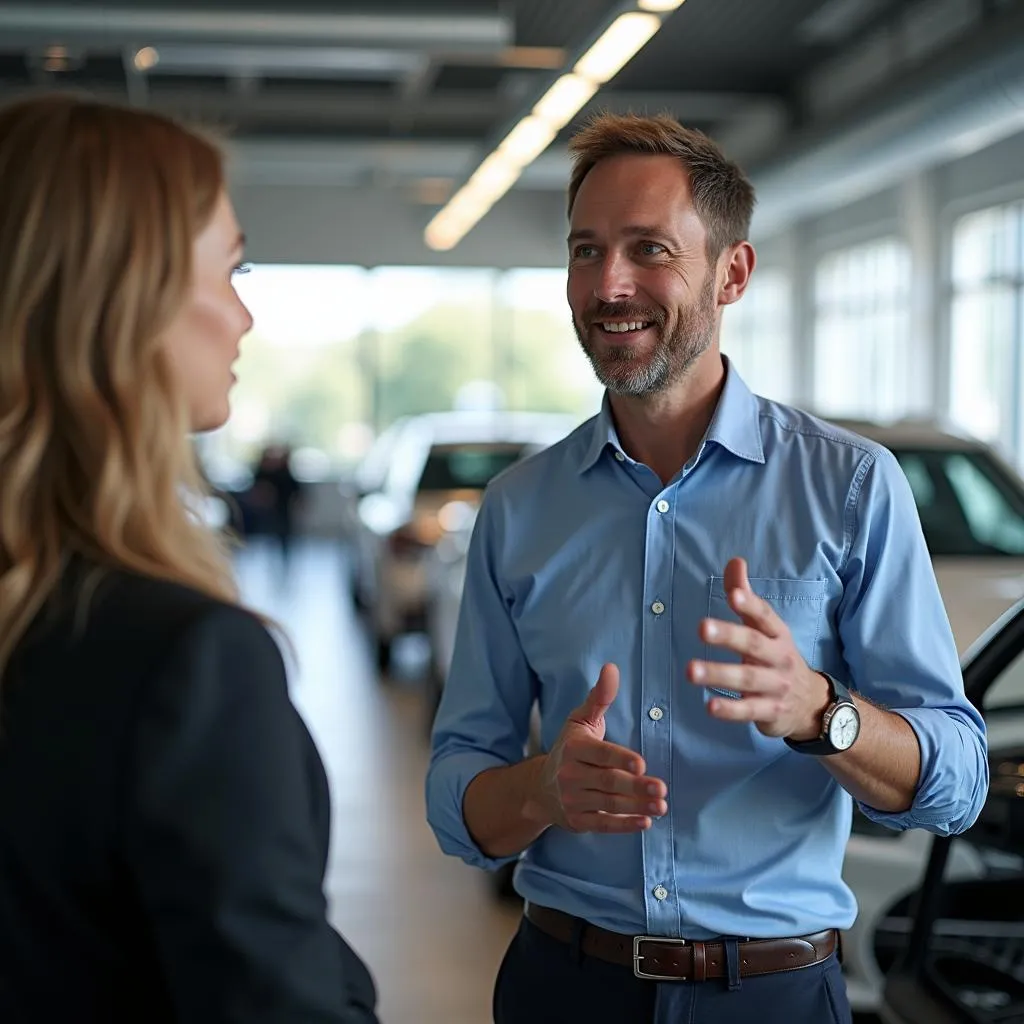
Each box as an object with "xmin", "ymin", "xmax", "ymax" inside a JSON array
[{"xmin": 234, "ymin": 537, "xmax": 521, "ymax": 1024}]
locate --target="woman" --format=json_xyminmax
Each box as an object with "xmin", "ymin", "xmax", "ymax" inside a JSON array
[{"xmin": 0, "ymin": 95, "xmax": 379, "ymax": 1023}]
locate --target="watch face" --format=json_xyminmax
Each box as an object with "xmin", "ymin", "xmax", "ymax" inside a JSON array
[{"xmin": 828, "ymin": 704, "xmax": 860, "ymax": 751}]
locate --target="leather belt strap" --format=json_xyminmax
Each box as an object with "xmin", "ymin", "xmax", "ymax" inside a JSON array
[{"xmin": 525, "ymin": 903, "xmax": 838, "ymax": 982}]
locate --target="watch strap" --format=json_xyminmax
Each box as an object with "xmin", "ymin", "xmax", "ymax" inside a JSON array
[{"xmin": 784, "ymin": 673, "xmax": 856, "ymax": 756}]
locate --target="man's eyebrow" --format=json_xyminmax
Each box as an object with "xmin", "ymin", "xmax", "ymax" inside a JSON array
[
  {"xmin": 230, "ymin": 232, "xmax": 247, "ymax": 253},
  {"xmin": 567, "ymin": 225, "xmax": 674, "ymax": 244}
]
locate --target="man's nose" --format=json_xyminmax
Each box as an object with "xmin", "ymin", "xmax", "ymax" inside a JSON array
[{"xmin": 594, "ymin": 253, "xmax": 637, "ymax": 303}]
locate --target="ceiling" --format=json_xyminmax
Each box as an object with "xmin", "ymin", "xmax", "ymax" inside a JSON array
[{"xmin": 1, "ymin": 0, "xmax": 1023, "ymax": 237}]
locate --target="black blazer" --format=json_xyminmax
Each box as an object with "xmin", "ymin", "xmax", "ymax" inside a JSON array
[{"xmin": 0, "ymin": 565, "xmax": 379, "ymax": 1023}]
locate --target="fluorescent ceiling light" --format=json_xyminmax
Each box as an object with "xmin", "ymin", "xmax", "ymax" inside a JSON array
[
  {"xmin": 533, "ymin": 73, "xmax": 600, "ymax": 129},
  {"xmin": 638, "ymin": 0, "xmax": 686, "ymax": 12},
  {"xmin": 424, "ymin": 221, "xmax": 459, "ymax": 251},
  {"xmin": 497, "ymin": 115, "xmax": 558, "ymax": 166},
  {"xmin": 467, "ymin": 153, "xmax": 522, "ymax": 198},
  {"xmin": 574, "ymin": 12, "xmax": 661, "ymax": 84},
  {"xmin": 424, "ymin": 6, "xmax": 676, "ymax": 250}
]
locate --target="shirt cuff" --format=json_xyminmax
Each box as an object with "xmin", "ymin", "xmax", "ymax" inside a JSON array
[
  {"xmin": 855, "ymin": 707, "xmax": 987, "ymax": 836},
  {"xmin": 426, "ymin": 750, "xmax": 524, "ymax": 872}
]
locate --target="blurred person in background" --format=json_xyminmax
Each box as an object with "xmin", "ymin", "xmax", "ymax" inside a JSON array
[
  {"xmin": 0, "ymin": 95, "xmax": 378, "ymax": 1024},
  {"xmin": 427, "ymin": 113, "xmax": 987, "ymax": 1024},
  {"xmin": 250, "ymin": 443, "xmax": 304, "ymax": 564}
]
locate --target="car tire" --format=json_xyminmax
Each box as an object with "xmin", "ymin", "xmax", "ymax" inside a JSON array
[{"xmin": 376, "ymin": 635, "xmax": 391, "ymax": 674}]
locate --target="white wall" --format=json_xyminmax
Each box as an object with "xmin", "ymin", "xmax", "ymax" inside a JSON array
[{"xmin": 229, "ymin": 182, "xmax": 570, "ymax": 268}]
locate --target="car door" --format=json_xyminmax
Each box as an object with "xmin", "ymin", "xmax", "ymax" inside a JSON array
[{"xmin": 880, "ymin": 599, "xmax": 1024, "ymax": 1024}]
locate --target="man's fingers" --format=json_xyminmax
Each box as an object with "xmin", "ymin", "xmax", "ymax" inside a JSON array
[
  {"xmin": 569, "ymin": 812, "xmax": 654, "ymax": 834},
  {"xmin": 722, "ymin": 556, "xmax": 782, "ymax": 638},
  {"xmin": 700, "ymin": 619, "xmax": 775, "ymax": 665},
  {"xmin": 564, "ymin": 735, "xmax": 646, "ymax": 775},
  {"xmin": 705, "ymin": 694, "xmax": 781, "ymax": 726},
  {"xmin": 689, "ymin": 659, "xmax": 775, "ymax": 694},
  {"xmin": 571, "ymin": 662, "xmax": 620, "ymax": 728},
  {"xmin": 723, "ymin": 556, "xmax": 749, "ymax": 596},
  {"xmin": 565, "ymin": 790, "xmax": 668, "ymax": 817},
  {"xmin": 558, "ymin": 758, "xmax": 666, "ymax": 798}
]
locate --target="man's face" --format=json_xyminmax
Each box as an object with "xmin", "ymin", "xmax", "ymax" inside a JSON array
[{"xmin": 567, "ymin": 154, "xmax": 720, "ymax": 397}]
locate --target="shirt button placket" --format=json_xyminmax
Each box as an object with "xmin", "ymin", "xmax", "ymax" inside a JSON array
[{"xmin": 644, "ymin": 491, "xmax": 676, "ymax": 931}]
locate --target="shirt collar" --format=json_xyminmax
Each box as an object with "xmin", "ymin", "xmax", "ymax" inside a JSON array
[{"xmin": 576, "ymin": 356, "xmax": 765, "ymax": 474}]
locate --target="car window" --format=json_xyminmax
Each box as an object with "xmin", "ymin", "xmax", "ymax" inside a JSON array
[
  {"xmin": 986, "ymin": 647, "xmax": 1024, "ymax": 711},
  {"xmin": 945, "ymin": 454, "xmax": 1024, "ymax": 554},
  {"xmin": 892, "ymin": 448, "xmax": 1024, "ymax": 556},
  {"xmin": 417, "ymin": 444, "xmax": 528, "ymax": 491}
]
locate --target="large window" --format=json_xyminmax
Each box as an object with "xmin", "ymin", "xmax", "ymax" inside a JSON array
[
  {"xmin": 949, "ymin": 202, "xmax": 1024, "ymax": 461},
  {"xmin": 368, "ymin": 267, "xmax": 498, "ymax": 428},
  {"xmin": 813, "ymin": 238, "xmax": 912, "ymax": 419},
  {"xmin": 497, "ymin": 268, "xmax": 603, "ymax": 420},
  {"xmin": 719, "ymin": 268, "xmax": 793, "ymax": 402},
  {"xmin": 196, "ymin": 264, "xmax": 601, "ymax": 487}
]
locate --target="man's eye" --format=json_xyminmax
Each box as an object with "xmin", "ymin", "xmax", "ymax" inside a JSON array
[
  {"xmin": 232, "ymin": 262, "xmax": 252, "ymax": 278},
  {"xmin": 639, "ymin": 242, "xmax": 666, "ymax": 256},
  {"xmin": 572, "ymin": 246, "xmax": 598, "ymax": 259}
]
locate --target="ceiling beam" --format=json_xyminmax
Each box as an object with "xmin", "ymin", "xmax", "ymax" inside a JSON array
[
  {"xmin": 0, "ymin": 5, "xmax": 513, "ymax": 51},
  {"xmin": 0, "ymin": 81, "xmax": 507, "ymax": 129}
]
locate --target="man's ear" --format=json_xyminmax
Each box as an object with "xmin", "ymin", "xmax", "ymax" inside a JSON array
[{"xmin": 718, "ymin": 241, "xmax": 756, "ymax": 306}]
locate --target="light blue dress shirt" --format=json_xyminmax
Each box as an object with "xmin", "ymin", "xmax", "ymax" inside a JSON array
[{"xmin": 425, "ymin": 358, "xmax": 989, "ymax": 941}]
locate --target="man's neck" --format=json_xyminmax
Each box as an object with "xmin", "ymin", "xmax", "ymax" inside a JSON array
[{"xmin": 608, "ymin": 352, "xmax": 727, "ymax": 486}]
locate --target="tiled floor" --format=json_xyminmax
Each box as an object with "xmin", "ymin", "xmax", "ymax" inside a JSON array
[{"xmin": 234, "ymin": 537, "xmax": 521, "ymax": 1024}]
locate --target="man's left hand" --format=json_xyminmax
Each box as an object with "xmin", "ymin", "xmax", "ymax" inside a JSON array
[{"xmin": 689, "ymin": 557, "xmax": 830, "ymax": 740}]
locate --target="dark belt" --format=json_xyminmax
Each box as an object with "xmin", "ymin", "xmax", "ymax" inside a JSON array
[{"xmin": 525, "ymin": 902, "xmax": 839, "ymax": 982}]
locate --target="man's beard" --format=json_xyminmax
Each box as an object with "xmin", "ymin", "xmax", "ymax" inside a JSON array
[{"xmin": 574, "ymin": 272, "xmax": 717, "ymax": 397}]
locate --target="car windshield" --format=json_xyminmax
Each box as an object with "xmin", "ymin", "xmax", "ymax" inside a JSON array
[
  {"xmin": 892, "ymin": 447, "xmax": 1024, "ymax": 557},
  {"xmin": 417, "ymin": 444, "xmax": 529, "ymax": 492}
]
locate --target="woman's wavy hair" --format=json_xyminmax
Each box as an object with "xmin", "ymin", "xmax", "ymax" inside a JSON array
[{"xmin": 0, "ymin": 93, "xmax": 239, "ymax": 680}]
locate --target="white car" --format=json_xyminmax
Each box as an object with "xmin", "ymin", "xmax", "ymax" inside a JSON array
[
  {"xmin": 350, "ymin": 409, "xmax": 575, "ymax": 671},
  {"xmin": 824, "ymin": 418, "xmax": 1024, "ymax": 1013},
  {"xmin": 829, "ymin": 417, "xmax": 1024, "ymax": 653},
  {"xmin": 879, "ymin": 602, "xmax": 1024, "ymax": 1024}
]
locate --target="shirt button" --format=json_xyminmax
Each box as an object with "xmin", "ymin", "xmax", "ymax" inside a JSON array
[
  {"xmin": 656, "ymin": 499, "xmax": 670, "ymax": 513},
  {"xmin": 648, "ymin": 706, "xmax": 664, "ymax": 721},
  {"xmin": 614, "ymin": 450, "xmax": 626, "ymax": 462},
  {"xmin": 651, "ymin": 601, "xmax": 665, "ymax": 615},
  {"xmin": 653, "ymin": 885, "xmax": 669, "ymax": 901}
]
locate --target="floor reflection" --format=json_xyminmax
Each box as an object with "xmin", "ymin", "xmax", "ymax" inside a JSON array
[{"xmin": 234, "ymin": 536, "xmax": 520, "ymax": 1024}]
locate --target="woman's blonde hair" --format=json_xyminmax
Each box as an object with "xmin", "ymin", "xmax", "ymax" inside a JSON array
[{"xmin": 0, "ymin": 93, "xmax": 239, "ymax": 679}]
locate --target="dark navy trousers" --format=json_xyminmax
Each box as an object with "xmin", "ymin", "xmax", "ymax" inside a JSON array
[{"xmin": 493, "ymin": 916, "xmax": 853, "ymax": 1024}]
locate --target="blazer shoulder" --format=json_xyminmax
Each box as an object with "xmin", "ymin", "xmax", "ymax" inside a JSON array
[{"xmin": 21, "ymin": 567, "xmax": 275, "ymax": 688}]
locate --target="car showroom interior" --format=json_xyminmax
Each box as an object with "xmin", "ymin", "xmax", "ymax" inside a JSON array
[{"xmin": 1, "ymin": 1, "xmax": 1024, "ymax": 1023}]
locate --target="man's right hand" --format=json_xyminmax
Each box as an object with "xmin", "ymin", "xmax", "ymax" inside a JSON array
[{"xmin": 525, "ymin": 663, "xmax": 668, "ymax": 834}]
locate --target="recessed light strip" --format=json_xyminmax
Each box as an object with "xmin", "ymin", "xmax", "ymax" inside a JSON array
[{"xmin": 424, "ymin": 4, "xmax": 684, "ymax": 251}]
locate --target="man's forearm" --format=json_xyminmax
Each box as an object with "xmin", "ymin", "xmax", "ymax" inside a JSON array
[
  {"xmin": 824, "ymin": 696, "xmax": 921, "ymax": 812},
  {"xmin": 462, "ymin": 755, "xmax": 553, "ymax": 858}
]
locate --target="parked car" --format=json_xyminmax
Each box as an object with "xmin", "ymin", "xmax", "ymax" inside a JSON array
[
  {"xmin": 815, "ymin": 417, "xmax": 1024, "ymax": 1012},
  {"xmin": 879, "ymin": 600, "xmax": 1024, "ymax": 1024},
  {"xmin": 350, "ymin": 409, "xmax": 575, "ymax": 670},
  {"xmin": 828, "ymin": 417, "xmax": 1024, "ymax": 654}
]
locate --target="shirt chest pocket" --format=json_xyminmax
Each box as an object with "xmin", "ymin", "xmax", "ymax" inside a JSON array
[{"xmin": 704, "ymin": 576, "xmax": 826, "ymax": 699}]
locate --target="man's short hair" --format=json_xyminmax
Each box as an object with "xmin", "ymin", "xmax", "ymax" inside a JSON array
[{"xmin": 567, "ymin": 112, "xmax": 756, "ymax": 259}]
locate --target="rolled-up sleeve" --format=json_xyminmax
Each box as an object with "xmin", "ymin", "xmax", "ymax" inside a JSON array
[
  {"xmin": 837, "ymin": 447, "xmax": 989, "ymax": 835},
  {"xmin": 425, "ymin": 486, "xmax": 539, "ymax": 870}
]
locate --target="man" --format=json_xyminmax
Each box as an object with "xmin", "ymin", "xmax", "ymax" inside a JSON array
[{"xmin": 425, "ymin": 113, "xmax": 988, "ymax": 1024}]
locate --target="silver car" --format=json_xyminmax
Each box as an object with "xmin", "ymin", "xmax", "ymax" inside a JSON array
[{"xmin": 351, "ymin": 409, "xmax": 575, "ymax": 671}]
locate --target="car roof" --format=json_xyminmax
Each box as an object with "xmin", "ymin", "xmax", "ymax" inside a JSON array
[
  {"xmin": 817, "ymin": 415, "xmax": 984, "ymax": 452},
  {"xmin": 404, "ymin": 409, "xmax": 578, "ymax": 445}
]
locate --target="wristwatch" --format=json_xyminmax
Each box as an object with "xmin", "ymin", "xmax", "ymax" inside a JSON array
[{"xmin": 784, "ymin": 673, "xmax": 861, "ymax": 756}]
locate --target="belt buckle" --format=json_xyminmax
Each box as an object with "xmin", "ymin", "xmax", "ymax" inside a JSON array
[{"xmin": 633, "ymin": 935, "xmax": 688, "ymax": 980}]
